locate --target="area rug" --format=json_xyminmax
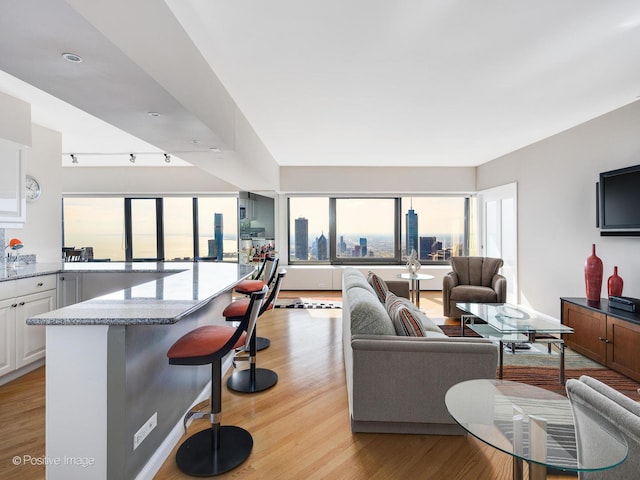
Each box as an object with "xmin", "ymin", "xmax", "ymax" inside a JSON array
[
  {"xmin": 440, "ymin": 324, "xmax": 640, "ymax": 400},
  {"xmin": 274, "ymin": 297, "xmax": 342, "ymax": 309}
]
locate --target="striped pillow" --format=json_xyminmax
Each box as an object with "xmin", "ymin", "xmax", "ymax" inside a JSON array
[
  {"xmin": 385, "ymin": 292, "xmax": 426, "ymax": 336},
  {"xmin": 367, "ymin": 271, "xmax": 389, "ymax": 303}
]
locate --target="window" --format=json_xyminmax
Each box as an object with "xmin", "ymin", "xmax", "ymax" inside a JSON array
[
  {"xmin": 63, "ymin": 197, "xmax": 125, "ymax": 261},
  {"xmin": 288, "ymin": 197, "xmax": 330, "ymax": 262},
  {"xmin": 400, "ymin": 197, "xmax": 470, "ymax": 262},
  {"xmin": 333, "ymin": 198, "xmax": 399, "ymax": 263},
  {"xmin": 288, "ymin": 195, "xmax": 471, "ymax": 265},
  {"xmin": 63, "ymin": 196, "xmax": 238, "ymax": 262}
]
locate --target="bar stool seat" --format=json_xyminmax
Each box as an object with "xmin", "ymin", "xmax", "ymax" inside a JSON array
[{"xmin": 167, "ymin": 286, "xmax": 267, "ymax": 476}]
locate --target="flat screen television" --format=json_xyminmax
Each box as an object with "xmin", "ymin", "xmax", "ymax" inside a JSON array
[{"xmin": 598, "ymin": 164, "xmax": 640, "ymax": 236}]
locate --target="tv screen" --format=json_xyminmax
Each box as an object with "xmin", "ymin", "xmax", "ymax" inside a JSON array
[{"xmin": 599, "ymin": 164, "xmax": 640, "ymax": 236}]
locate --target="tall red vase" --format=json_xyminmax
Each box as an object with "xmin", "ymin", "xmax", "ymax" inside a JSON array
[
  {"xmin": 607, "ymin": 266, "xmax": 624, "ymax": 298},
  {"xmin": 584, "ymin": 244, "xmax": 603, "ymax": 306}
]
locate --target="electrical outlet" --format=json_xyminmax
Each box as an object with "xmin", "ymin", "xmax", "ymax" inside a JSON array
[{"xmin": 133, "ymin": 412, "xmax": 157, "ymax": 450}]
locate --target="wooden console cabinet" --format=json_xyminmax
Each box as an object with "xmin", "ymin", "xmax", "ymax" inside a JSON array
[{"xmin": 561, "ymin": 297, "xmax": 640, "ymax": 382}]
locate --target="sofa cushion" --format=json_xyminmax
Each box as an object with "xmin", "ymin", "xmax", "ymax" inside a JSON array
[
  {"xmin": 343, "ymin": 268, "xmax": 375, "ymax": 293},
  {"xmin": 385, "ymin": 292, "xmax": 443, "ymax": 335},
  {"xmin": 367, "ymin": 271, "xmax": 389, "ymax": 303},
  {"xmin": 348, "ymin": 286, "xmax": 396, "ymax": 336}
]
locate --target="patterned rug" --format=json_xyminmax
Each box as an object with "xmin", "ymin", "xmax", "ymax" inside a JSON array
[
  {"xmin": 275, "ymin": 297, "xmax": 342, "ymax": 309},
  {"xmin": 440, "ymin": 324, "xmax": 640, "ymax": 400}
]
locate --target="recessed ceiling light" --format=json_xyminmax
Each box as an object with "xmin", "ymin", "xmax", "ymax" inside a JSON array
[
  {"xmin": 148, "ymin": 112, "xmax": 160, "ymax": 117},
  {"xmin": 62, "ymin": 52, "xmax": 83, "ymax": 63}
]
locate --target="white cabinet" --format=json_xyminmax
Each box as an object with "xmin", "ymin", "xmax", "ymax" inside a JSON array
[
  {"xmin": 0, "ymin": 140, "xmax": 26, "ymax": 228},
  {"xmin": 57, "ymin": 273, "xmax": 83, "ymax": 308},
  {"xmin": 0, "ymin": 274, "xmax": 56, "ymax": 383}
]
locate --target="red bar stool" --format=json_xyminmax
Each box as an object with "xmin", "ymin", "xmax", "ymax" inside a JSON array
[
  {"xmin": 234, "ymin": 256, "xmax": 279, "ymax": 351},
  {"xmin": 224, "ymin": 269, "xmax": 286, "ymax": 393},
  {"xmin": 166, "ymin": 286, "xmax": 268, "ymax": 476}
]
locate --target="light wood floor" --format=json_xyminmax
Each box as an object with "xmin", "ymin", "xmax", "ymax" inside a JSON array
[{"xmin": 0, "ymin": 291, "xmax": 574, "ymax": 479}]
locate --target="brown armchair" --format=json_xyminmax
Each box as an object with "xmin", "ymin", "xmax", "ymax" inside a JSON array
[{"xmin": 443, "ymin": 256, "xmax": 507, "ymax": 318}]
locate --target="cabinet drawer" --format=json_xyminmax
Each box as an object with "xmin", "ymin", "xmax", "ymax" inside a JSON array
[
  {"xmin": 0, "ymin": 280, "xmax": 16, "ymax": 301},
  {"xmin": 15, "ymin": 275, "xmax": 57, "ymax": 297}
]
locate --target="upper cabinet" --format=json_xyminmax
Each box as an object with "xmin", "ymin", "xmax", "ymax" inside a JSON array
[
  {"xmin": 0, "ymin": 92, "xmax": 32, "ymax": 228},
  {"xmin": 0, "ymin": 142, "xmax": 26, "ymax": 227}
]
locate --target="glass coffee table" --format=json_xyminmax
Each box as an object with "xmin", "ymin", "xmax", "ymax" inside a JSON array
[
  {"xmin": 456, "ymin": 303, "xmax": 574, "ymax": 384},
  {"xmin": 446, "ymin": 379, "xmax": 627, "ymax": 480}
]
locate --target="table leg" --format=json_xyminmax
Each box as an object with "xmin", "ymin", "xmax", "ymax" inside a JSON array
[
  {"xmin": 512, "ymin": 457, "xmax": 523, "ymax": 480},
  {"xmin": 415, "ymin": 280, "xmax": 420, "ymax": 307},
  {"xmin": 499, "ymin": 340, "xmax": 504, "ymax": 379},
  {"xmin": 559, "ymin": 341, "xmax": 565, "ymax": 384}
]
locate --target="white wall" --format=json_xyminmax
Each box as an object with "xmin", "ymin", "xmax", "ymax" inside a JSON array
[
  {"xmin": 6, "ymin": 124, "xmax": 63, "ymax": 262},
  {"xmin": 477, "ymin": 99, "xmax": 640, "ymax": 318}
]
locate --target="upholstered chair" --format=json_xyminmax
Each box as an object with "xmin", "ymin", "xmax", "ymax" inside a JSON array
[
  {"xmin": 442, "ymin": 256, "xmax": 507, "ymax": 318},
  {"xmin": 566, "ymin": 376, "xmax": 640, "ymax": 479}
]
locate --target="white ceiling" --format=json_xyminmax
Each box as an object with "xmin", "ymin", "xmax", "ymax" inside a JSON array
[{"xmin": 1, "ymin": 0, "xmax": 640, "ymax": 171}]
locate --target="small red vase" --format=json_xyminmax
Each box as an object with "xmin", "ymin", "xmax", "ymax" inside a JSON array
[
  {"xmin": 584, "ymin": 244, "xmax": 603, "ymax": 305},
  {"xmin": 607, "ymin": 266, "xmax": 623, "ymax": 298}
]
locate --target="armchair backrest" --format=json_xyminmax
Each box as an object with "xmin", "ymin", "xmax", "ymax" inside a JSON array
[{"xmin": 450, "ymin": 256, "xmax": 503, "ymax": 287}]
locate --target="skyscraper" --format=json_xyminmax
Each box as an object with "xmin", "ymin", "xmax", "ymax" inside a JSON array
[
  {"xmin": 295, "ymin": 217, "xmax": 309, "ymax": 260},
  {"xmin": 359, "ymin": 237, "xmax": 367, "ymax": 257},
  {"xmin": 406, "ymin": 208, "xmax": 418, "ymax": 257},
  {"xmin": 208, "ymin": 213, "xmax": 224, "ymax": 260},
  {"xmin": 317, "ymin": 233, "xmax": 328, "ymax": 260},
  {"xmin": 419, "ymin": 236, "xmax": 436, "ymax": 261}
]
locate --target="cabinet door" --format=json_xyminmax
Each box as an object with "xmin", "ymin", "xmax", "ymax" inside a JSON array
[
  {"xmin": 0, "ymin": 142, "xmax": 26, "ymax": 226},
  {"xmin": 15, "ymin": 289, "xmax": 56, "ymax": 368},
  {"xmin": 607, "ymin": 317, "xmax": 640, "ymax": 382},
  {"xmin": 57, "ymin": 273, "xmax": 82, "ymax": 307},
  {"xmin": 562, "ymin": 302, "xmax": 607, "ymax": 364},
  {"xmin": 0, "ymin": 298, "xmax": 17, "ymax": 376}
]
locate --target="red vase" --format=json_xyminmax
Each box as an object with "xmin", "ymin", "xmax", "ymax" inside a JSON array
[
  {"xmin": 584, "ymin": 244, "xmax": 603, "ymax": 306},
  {"xmin": 607, "ymin": 266, "xmax": 623, "ymax": 298}
]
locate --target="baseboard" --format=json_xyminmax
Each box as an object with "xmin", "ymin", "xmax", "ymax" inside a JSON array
[{"xmin": 0, "ymin": 358, "xmax": 45, "ymax": 386}]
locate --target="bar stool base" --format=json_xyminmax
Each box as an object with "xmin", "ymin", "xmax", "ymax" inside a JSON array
[
  {"xmin": 256, "ymin": 336, "xmax": 270, "ymax": 351},
  {"xmin": 176, "ymin": 426, "xmax": 252, "ymax": 476},
  {"xmin": 227, "ymin": 368, "xmax": 278, "ymax": 393}
]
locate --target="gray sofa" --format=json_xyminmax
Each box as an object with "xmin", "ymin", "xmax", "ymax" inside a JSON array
[{"xmin": 342, "ymin": 268, "xmax": 499, "ymax": 435}]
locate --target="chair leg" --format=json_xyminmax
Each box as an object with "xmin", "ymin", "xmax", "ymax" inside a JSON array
[
  {"xmin": 227, "ymin": 329, "xmax": 278, "ymax": 393},
  {"xmin": 175, "ymin": 359, "xmax": 253, "ymax": 476}
]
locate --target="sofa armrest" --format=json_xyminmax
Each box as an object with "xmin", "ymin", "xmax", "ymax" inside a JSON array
[
  {"xmin": 349, "ymin": 336, "xmax": 498, "ymax": 425},
  {"xmin": 386, "ymin": 280, "xmax": 410, "ymax": 299},
  {"xmin": 442, "ymin": 272, "xmax": 458, "ymax": 316},
  {"xmin": 492, "ymin": 273, "xmax": 507, "ymax": 303}
]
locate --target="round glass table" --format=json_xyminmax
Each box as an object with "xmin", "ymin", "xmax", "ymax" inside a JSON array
[
  {"xmin": 445, "ymin": 379, "xmax": 627, "ymax": 480},
  {"xmin": 395, "ymin": 272, "xmax": 434, "ymax": 306}
]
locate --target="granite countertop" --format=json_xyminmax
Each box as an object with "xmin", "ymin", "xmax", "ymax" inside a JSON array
[{"xmin": 25, "ymin": 262, "xmax": 255, "ymax": 326}]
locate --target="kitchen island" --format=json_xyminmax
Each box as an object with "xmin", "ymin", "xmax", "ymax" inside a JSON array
[{"xmin": 26, "ymin": 261, "xmax": 254, "ymax": 480}]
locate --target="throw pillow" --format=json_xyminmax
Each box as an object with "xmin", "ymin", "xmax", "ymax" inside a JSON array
[
  {"xmin": 367, "ymin": 271, "xmax": 389, "ymax": 303},
  {"xmin": 385, "ymin": 292, "xmax": 426, "ymax": 336}
]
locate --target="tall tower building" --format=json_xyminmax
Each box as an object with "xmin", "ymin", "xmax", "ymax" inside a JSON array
[
  {"xmin": 214, "ymin": 213, "xmax": 223, "ymax": 261},
  {"xmin": 295, "ymin": 217, "xmax": 309, "ymax": 260},
  {"xmin": 317, "ymin": 233, "xmax": 328, "ymax": 260},
  {"xmin": 339, "ymin": 235, "xmax": 347, "ymax": 256},
  {"xmin": 406, "ymin": 208, "xmax": 419, "ymax": 257},
  {"xmin": 359, "ymin": 237, "xmax": 367, "ymax": 257}
]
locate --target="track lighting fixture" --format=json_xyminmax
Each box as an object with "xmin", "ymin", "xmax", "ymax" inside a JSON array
[
  {"xmin": 129, "ymin": 154, "xmax": 136, "ymax": 163},
  {"xmin": 164, "ymin": 153, "xmax": 171, "ymax": 163},
  {"xmin": 70, "ymin": 154, "xmax": 78, "ymax": 164}
]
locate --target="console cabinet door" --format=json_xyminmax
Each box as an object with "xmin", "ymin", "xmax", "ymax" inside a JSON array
[
  {"xmin": 0, "ymin": 298, "xmax": 16, "ymax": 377},
  {"xmin": 562, "ymin": 302, "xmax": 606, "ymax": 364},
  {"xmin": 607, "ymin": 317, "xmax": 640, "ymax": 382},
  {"xmin": 15, "ymin": 289, "xmax": 55, "ymax": 369}
]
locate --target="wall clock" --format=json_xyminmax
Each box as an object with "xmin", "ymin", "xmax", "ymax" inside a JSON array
[{"xmin": 25, "ymin": 174, "xmax": 42, "ymax": 201}]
